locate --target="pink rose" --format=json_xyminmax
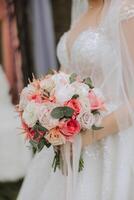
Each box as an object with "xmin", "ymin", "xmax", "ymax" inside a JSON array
[
  {"xmin": 64, "ymin": 99, "xmax": 81, "ymax": 115},
  {"xmin": 60, "ymin": 119, "xmax": 81, "ymax": 141},
  {"xmin": 88, "ymin": 90, "xmax": 105, "ymax": 111}
]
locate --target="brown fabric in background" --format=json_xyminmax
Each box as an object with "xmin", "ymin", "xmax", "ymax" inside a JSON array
[{"xmin": 51, "ymin": 0, "xmax": 72, "ymax": 45}]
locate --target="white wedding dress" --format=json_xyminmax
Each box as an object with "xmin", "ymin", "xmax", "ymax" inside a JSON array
[
  {"xmin": 17, "ymin": 3, "xmax": 134, "ymax": 200},
  {"xmin": 0, "ymin": 66, "xmax": 32, "ymax": 181}
]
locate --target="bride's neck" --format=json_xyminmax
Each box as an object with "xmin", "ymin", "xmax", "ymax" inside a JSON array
[{"xmin": 89, "ymin": 0, "xmax": 104, "ymax": 8}]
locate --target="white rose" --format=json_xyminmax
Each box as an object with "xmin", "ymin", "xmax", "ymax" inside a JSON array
[
  {"xmin": 40, "ymin": 78, "xmax": 55, "ymax": 93},
  {"xmin": 92, "ymin": 88, "xmax": 105, "ymax": 101},
  {"xmin": 22, "ymin": 102, "xmax": 38, "ymax": 127},
  {"xmin": 52, "ymin": 72, "xmax": 69, "ymax": 87},
  {"xmin": 77, "ymin": 111, "xmax": 95, "ymax": 129},
  {"xmin": 55, "ymin": 84, "xmax": 75, "ymax": 103},
  {"xmin": 19, "ymin": 84, "xmax": 36, "ymax": 110},
  {"xmin": 72, "ymin": 82, "xmax": 89, "ymax": 97},
  {"xmin": 37, "ymin": 105, "xmax": 59, "ymax": 130}
]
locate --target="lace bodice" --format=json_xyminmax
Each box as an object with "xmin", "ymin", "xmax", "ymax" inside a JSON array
[
  {"xmin": 57, "ymin": 27, "xmax": 117, "ymax": 87},
  {"xmin": 57, "ymin": 2, "xmax": 134, "ymax": 87}
]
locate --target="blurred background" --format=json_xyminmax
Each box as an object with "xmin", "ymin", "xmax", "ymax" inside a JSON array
[{"xmin": 0, "ymin": 0, "xmax": 72, "ymax": 199}]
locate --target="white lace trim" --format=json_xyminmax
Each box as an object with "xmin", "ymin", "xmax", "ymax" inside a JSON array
[{"xmin": 120, "ymin": 3, "xmax": 134, "ymax": 20}]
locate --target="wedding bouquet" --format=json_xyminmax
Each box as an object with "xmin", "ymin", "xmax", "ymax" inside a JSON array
[{"xmin": 17, "ymin": 71, "xmax": 106, "ymax": 172}]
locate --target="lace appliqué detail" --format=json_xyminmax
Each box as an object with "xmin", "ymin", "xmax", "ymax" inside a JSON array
[
  {"xmin": 57, "ymin": 32, "xmax": 71, "ymax": 72},
  {"xmin": 120, "ymin": 3, "xmax": 134, "ymax": 20}
]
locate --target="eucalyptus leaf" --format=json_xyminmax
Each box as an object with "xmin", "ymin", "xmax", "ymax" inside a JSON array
[
  {"xmin": 69, "ymin": 73, "xmax": 77, "ymax": 83},
  {"xmin": 51, "ymin": 107, "xmax": 65, "ymax": 119},
  {"xmin": 63, "ymin": 106, "xmax": 74, "ymax": 117},
  {"xmin": 51, "ymin": 106, "xmax": 74, "ymax": 119},
  {"xmin": 83, "ymin": 77, "xmax": 94, "ymax": 89}
]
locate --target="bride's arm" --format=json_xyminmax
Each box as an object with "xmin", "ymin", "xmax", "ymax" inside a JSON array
[
  {"xmin": 82, "ymin": 13, "xmax": 134, "ymax": 148},
  {"xmin": 81, "ymin": 111, "xmax": 119, "ymax": 147}
]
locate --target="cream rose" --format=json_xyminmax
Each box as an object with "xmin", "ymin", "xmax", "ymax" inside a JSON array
[
  {"xmin": 40, "ymin": 78, "xmax": 55, "ymax": 93},
  {"xmin": 22, "ymin": 102, "xmax": 38, "ymax": 127},
  {"xmin": 19, "ymin": 84, "xmax": 36, "ymax": 111},
  {"xmin": 77, "ymin": 111, "xmax": 95, "ymax": 129},
  {"xmin": 54, "ymin": 84, "xmax": 75, "ymax": 103},
  {"xmin": 72, "ymin": 82, "xmax": 89, "ymax": 97},
  {"xmin": 37, "ymin": 105, "xmax": 59, "ymax": 130},
  {"xmin": 52, "ymin": 72, "xmax": 69, "ymax": 86}
]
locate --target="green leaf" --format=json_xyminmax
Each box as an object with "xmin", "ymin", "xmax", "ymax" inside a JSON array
[
  {"xmin": 69, "ymin": 73, "xmax": 77, "ymax": 83},
  {"xmin": 78, "ymin": 155, "xmax": 84, "ymax": 172},
  {"xmin": 33, "ymin": 132, "xmax": 39, "ymax": 140},
  {"xmin": 52, "ymin": 151, "xmax": 61, "ymax": 172},
  {"xmin": 37, "ymin": 139, "xmax": 45, "ymax": 152},
  {"xmin": 51, "ymin": 107, "xmax": 65, "ymax": 119},
  {"xmin": 83, "ymin": 77, "xmax": 94, "ymax": 89},
  {"xmin": 33, "ymin": 123, "xmax": 48, "ymax": 132},
  {"xmin": 91, "ymin": 110, "xmax": 100, "ymax": 115},
  {"xmin": 63, "ymin": 106, "xmax": 74, "ymax": 118},
  {"xmin": 51, "ymin": 106, "xmax": 74, "ymax": 119},
  {"xmin": 72, "ymin": 94, "xmax": 79, "ymax": 99},
  {"xmin": 44, "ymin": 139, "xmax": 51, "ymax": 148},
  {"xmin": 29, "ymin": 140, "xmax": 38, "ymax": 149},
  {"xmin": 92, "ymin": 125, "xmax": 104, "ymax": 131},
  {"xmin": 38, "ymin": 138, "xmax": 51, "ymax": 152}
]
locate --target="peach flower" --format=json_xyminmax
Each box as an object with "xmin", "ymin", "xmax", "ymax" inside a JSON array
[{"xmin": 45, "ymin": 128, "xmax": 66, "ymax": 146}]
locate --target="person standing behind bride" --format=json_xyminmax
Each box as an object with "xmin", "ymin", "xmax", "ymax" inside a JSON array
[{"xmin": 17, "ymin": 0, "xmax": 134, "ymax": 199}]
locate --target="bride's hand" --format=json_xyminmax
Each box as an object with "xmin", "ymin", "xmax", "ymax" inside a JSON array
[{"xmin": 81, "ymin": 130, "xmax": 94, "ymax": 148}]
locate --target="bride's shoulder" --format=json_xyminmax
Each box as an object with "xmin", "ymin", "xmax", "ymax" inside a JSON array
[{"xmin": 120, "ymin": 0, "xmax": 134, "ymax": 21}]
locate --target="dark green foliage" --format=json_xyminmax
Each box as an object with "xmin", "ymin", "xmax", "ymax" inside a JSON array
[
  {"xmin": 69, "ymin": 73, "xmax": 77, "ymax": 83},
  {"xmin": 51, "ymin": 106, "xmax": 74, "ymax": 119},
  {"xmin": 72, "ymin": 94, "xmax": 79, "ymax": 99},
  {"xmin": 83, "ymin": 77, "xmax": 94, "ymax": 89}
]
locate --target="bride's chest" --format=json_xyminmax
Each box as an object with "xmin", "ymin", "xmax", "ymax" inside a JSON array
[{"xmin": 57, "ymin": 28, "xmax": 116, "ymax": 76}]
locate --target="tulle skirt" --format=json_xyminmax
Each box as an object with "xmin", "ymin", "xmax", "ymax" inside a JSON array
[{"xmin": 17, "ymin": 126, "xmax": 134, "ymax": 200}]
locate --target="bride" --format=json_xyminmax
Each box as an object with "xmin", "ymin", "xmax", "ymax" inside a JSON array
[{"xmin": 17, "ymin": 0, "xmax": 134, "ymax": 199}]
